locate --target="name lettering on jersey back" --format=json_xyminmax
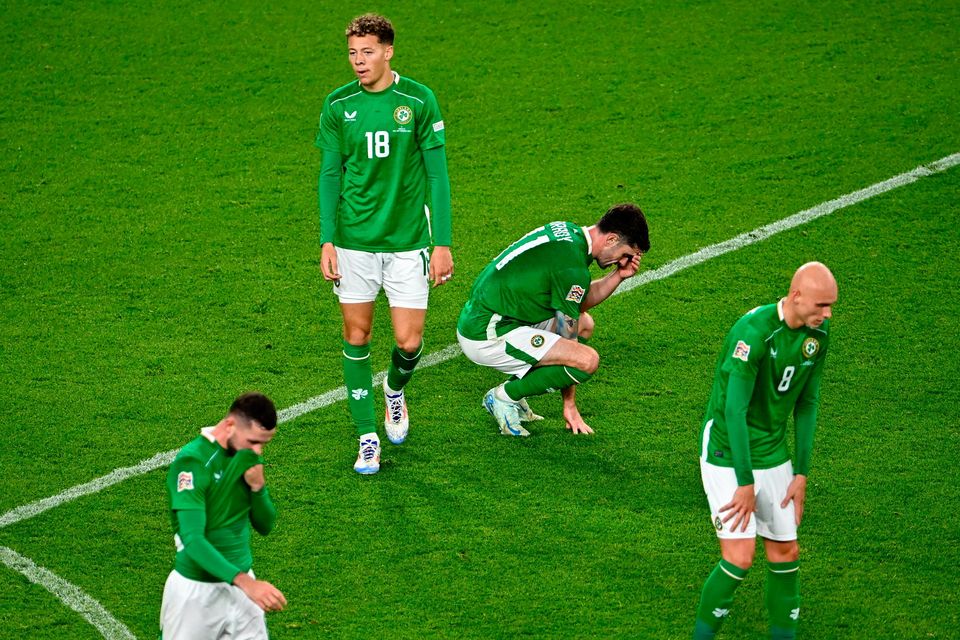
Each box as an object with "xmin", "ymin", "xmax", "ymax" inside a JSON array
[{"xmin": 549, "ymin": 222, "xmax": 574, "ymax": 243}]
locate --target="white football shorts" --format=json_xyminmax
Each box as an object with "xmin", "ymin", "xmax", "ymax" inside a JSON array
[
  {"xmin": 699, "ymin": 420, "xmax": 798, "ymax": 541},
  {"xmin": 457, "ymin": 319, "xmax": 562, "ymax": 377},
  {"xmin": 334, "ymin": 246, "xmax": 430, "ymax": 309},
  {"xmin": 160, "ymin": 570, "xmax": 268, "ymax": 640}
]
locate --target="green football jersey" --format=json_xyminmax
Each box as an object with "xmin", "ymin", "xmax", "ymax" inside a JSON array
[
  {"xmin": 166, "ymin": 428, "xmax": 263, "ymax": 582},
  {"xmin": 316, "ymin": 72, "xmax": 445, "ymax": 252},
  {"xmin": 700, "ymin": 301, "xmax": 828, "ymax": 472},
  {"xmin": 458, "ymin": 222, "xmax": 592, "ymax": 340}
]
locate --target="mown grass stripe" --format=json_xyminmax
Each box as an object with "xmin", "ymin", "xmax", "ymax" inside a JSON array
[{"xmin": 1, "ymin": 152, "xmax": 956, "ymax": 536}]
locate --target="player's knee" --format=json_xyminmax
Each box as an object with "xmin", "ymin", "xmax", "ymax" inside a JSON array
[
  {"xmin": 395, "ymin": 336, "xmax": 422, "ymax": 353},
  {"xmin": 343, "ymin": 328, "xmax": 372, "ymax": 345},
  {"xmin": 768, "ymin": 541, "xmax": 799, "ymax": 563},
  {"xmin": 580, "ymin": 346, "xmax": 600, "ymax": 374},
  {"xmin": 723, "ymin": 546, "xmax": 756, "ymax": 570},
  {"xmin": 578, "ymin": 312, "xmax": 595, "ymax": 340}
]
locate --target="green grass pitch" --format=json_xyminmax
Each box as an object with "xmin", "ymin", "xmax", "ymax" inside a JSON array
[{"xmin": 1, "ymin": 1, "xmax": 958, "ymax": 638}]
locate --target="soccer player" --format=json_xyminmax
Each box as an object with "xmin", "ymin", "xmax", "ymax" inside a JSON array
[
  {"xmin": 160, "ymin": 392, "xmax": 286, "ymax": 640},
  {"xmin": 457, "ymin": 203, "xmax": 649, "ymax": 436},
  {"xmin": 315, "ymin": 13, "xmax": 454, "ymax": 474},
  {"xmin": 692, "ymin": 262, "xmax": 837, "ymax": 640}
]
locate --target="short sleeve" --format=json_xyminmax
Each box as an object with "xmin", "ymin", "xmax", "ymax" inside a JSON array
[
  {"xmin": 725, "ymin": 326, "xmax": 766, "ymax": 380},
  {"xmin": 167, "ymin": 457, "xmax": 210, "ymax": 512},
  {"xmin": 416, "ymin": 88, "xmax": 445, "ymax": 151},
  {"xmin": 315, "ymin": 96, "xmax": 341, "ymax": 152},
  {"xmin": 549, "ymin": 267, "xmax": 590, "ymax": 320}
]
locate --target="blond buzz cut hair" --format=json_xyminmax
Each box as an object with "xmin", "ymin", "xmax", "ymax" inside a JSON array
[{"xmin": 345, "ymin": 13, "xmax": 394, "ymax": 45}]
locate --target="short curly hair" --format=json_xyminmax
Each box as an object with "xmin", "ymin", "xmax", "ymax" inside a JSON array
[
  {"xmin": 229, "ymin": 392, "xmax": 277, "ymax": 430},
  {"xmin": 345, "ymin": 13, "xmax": 394, "ymax": 45},
  {"xmin": 597, "ymin": 203, "xmax": 650, "ymax": 253}
]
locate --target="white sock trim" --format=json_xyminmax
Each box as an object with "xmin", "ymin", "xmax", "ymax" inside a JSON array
[
  {"xmin": 719, "ymin": 564, "xmax": 746, "ymax": 581},
  {"xmin": 769, "ymin": 566, "xmax": 799, "ymax": 574}
]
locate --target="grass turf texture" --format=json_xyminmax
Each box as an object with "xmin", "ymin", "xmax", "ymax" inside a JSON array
[{"xmin": 1, "ymin": 0, "xmax": 959, "ymax": 638}]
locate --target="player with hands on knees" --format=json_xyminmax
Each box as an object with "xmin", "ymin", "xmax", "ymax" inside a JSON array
[{"xmin": 693, "ymin": 262, "xmax": 837, "ymax": 640}]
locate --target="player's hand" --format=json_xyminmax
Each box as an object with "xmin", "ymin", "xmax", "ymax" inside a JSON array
[
  {"xmin": 616, "ymin": 253, "xmax": 642, "ymax": 280},
  {"xmin": 720, "ymin": 484, "xmax": 756, "ymax": 533},
  {"xmin": 320, "ymin": 243, "xmax": 341, "ymax": 282},
  {"xmin": 562, "ymin": 402, "xmax": 594, "ymax": 435},
  {"xmin": 234, "ymin": 573, "xmax": 287, "ymax": 612},
  {"xmin": 430, "ymin": 246, "xmax": 454, "ymax": 288},
  {"xmin": 781, "ymin": 474, "xmax": 808, "ymax": 526},
  {"xmin": 244, "ymin": 463, "xmax": 266, "ymax": 492}
]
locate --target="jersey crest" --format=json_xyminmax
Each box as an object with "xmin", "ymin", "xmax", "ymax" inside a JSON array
[
  {"xmin": 732, "ymin": 340, "xmax": 751, "ymax": 362},
  {"xmin": 802, "ymin": 337, "xmax": 820, "ymax": 358},
  {"xmin": 393, "ymin": 105, "xmax": 412, "ymax": 125},
  {"xmin": 177, "ymin": 471, "xmax": 194, "ymax": 492},
  {"xmin": 565, "ymin": 285, "xmax": 585, "ymax": 303}
]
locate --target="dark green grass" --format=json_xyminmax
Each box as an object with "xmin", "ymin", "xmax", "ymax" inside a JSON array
[{"xmin": 1, "ymin": 0, "xmax": 959, "ymax": 638}]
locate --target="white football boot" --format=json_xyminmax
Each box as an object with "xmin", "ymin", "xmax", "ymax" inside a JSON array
[
  {"xmin": 482, "ymin": 386, "xmax": 529, "ymax": 436},
  {"xmin": 517, "ymin": 398, "xmax": 544, "ymax": 422},
  {"xmin": 383, "ymin": 378, "xmax": 409, "ymax": 444},
  {"xmin": 353, "ymin": 435, "xmax": 381, "ymax": 475}
]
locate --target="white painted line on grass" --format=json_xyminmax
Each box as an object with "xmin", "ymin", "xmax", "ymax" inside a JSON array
[
  {"xmin": 0, "ymin": 450, "xmax": 178, "ymax": 529},
  {"xmin": 3, "ymin": 153, "xmax": 959, "ymax": 532},
  {"xmin": 0, "ymin": 546, "xmax": 137, "ymax": 639},
  {"xmin": 616, "ymin": 152, "xmax": 960, "ymax": 296},
  {"xmin": 0, "ymin": 347, "xmax": 447, "ymax": 531},
  {"xmin": 0, "ymin": 151, "xmax": 957, "ymax": 640}
]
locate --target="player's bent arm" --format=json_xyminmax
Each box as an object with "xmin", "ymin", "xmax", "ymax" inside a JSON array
[
  {"xmin": 423, "ymin": 146, "xmax": 452, "ymax": 246},
  {"xmin": 318, "ymin": 150, "xmax": 342, "ymax": 244},
  {"xmin": 249, "ymin": 487, "xmax": 277, "ymax": 536},
  {"xmin": 581, "ymin": 271, "xmax": 624, "ymax": 311},
  {"xmin": 176, "ymin": 509, "xmax": 243, "ymax": 584},
  {"xmin": 725, "ymin": 373, "xmax": 757, "ymax": 486}
]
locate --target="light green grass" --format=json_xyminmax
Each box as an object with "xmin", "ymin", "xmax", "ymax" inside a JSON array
[{"xmin": 1, "ymin": 0, "xmax": 958, "ymax": 638}]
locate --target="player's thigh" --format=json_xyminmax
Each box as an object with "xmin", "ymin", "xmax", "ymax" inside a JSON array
[
  {"xmin": 754, "ymin": 461, "xmax": 797, "ymax": 542},
  {"xmin": 457, "ymin": 322, "xmax": 560, "ymax": 377},
  {"xmin": 333, "ymin": 247, "xmax": 383, "ymax": 304},
  {"xmin": 340, "ymin": 302, "xmax": 376, "ymax": 344},
  {"xmin": 160, "ymin": 571, "xmax": 229, "ymax": 640},
  {"xmin": 389, "ymin": 306, "xmax": 427, "ymax": 352},
  {"xmin": 538, "ymin": 335, "xmax": 598, "ymax": 372},
  {"xmin": 382, "ymin": 249, "xmax": 430, "ymax": 310},
  {"xmin": 699, "ymin": 460, "xmax": 757, "ymax": 540}
]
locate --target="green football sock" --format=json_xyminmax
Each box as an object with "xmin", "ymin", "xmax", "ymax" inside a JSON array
[
  {"xmin": 503, "ymin": 365, "xmax": 592, "ymax": 400},
  {"xmin": 767, "ymin": 561, "xmax": 800, "ymax": 639},
  {"xmin": 342, "ymin": 340, "xmax": 376, "ymax": 437},
  {"xmin": 694, "ymin": 559, "xmax": 749, "ymax": 639},
  {"xmin": 386, "ymin": 342, "xmax": 422, "ymax": 392}
]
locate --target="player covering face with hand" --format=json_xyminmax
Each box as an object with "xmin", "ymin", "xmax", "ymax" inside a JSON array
[
  {"xmin": 457, "ymin": 203, "xmax": 649, "ymax": 436},
  {"xmin": 161, "ymin": 392, "xmax": 285, "ymax": 640}
]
